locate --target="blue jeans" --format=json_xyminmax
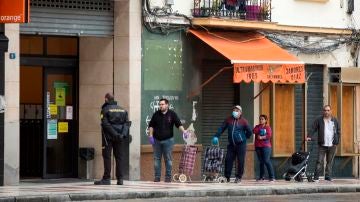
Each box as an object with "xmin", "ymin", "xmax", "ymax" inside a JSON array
[
  {"xmin": 255, "ymin": 147, "xmax": 275, "ymax": 180},
  {"xmin": 224, "ymin": 142, "xmax": 247, "ymax": 179},
  {"xmin": 152, "ymin": 137, "xmax": 174, "ymax": 179}
]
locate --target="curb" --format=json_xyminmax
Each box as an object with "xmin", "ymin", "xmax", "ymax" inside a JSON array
[{"xmin": 0, "ymin": 184, "xmax": 359, "ymax": 201}]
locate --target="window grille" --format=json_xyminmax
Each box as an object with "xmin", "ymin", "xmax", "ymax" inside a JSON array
[{"xmin": 30, "ymin": 0, "xmax": 113, "ymax": 11}]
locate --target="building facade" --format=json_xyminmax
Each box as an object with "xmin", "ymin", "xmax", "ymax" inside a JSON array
[{"xmin": 0, "ymin": 0, "xmax": 359, "ymax": 185}]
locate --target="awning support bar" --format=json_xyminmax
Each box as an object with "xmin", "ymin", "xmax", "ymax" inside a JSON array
[
  {"xmin": 187, "ymin": 66, "xmax": 232, "ymax": 99},
  {"xmin": 253, "ymin": 83, "xmax": 271, "ymax": 100}
]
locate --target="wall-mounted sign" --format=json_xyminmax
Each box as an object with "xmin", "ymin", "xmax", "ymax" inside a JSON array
[{"xmin": 0, "ymin": 0, "xmax": 30, "ymax": 23}]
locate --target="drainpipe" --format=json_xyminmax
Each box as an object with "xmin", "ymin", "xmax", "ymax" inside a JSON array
[{"xmin": 0, "ymin": 24, "xmax": 9, "ymax": 186}]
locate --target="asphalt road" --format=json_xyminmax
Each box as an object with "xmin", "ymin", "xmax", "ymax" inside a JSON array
[{"xmin": 93, "ymin": 193, "xmax": 360, "ymax": 202}]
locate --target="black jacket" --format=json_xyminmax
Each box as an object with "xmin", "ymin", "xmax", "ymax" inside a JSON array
[
  {"xmin": 149, "ymin": 110, "xmax": 182, "ymax": 141},
  {"xmin": 309, "ymin": 116, "xmax": 341, "ymax": 146},
  {"xmin": 101, "ymin": 100, "xmax": 129, "ymax": 141}
]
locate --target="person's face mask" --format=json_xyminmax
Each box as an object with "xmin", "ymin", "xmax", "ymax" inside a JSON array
[{"xmin": 232, "ymin": 111, "xmax": 239, "ymax": 118}]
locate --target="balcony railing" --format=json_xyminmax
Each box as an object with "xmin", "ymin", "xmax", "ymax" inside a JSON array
[{"xmin": 192, "ymin": 0, "xmax": 271, "ymax": 22}]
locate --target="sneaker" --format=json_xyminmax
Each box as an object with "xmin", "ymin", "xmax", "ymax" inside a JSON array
[
  {"xmin": 234, "ymin": 178, "xmax": 241, "ymax": 183},
  {"xmin": 154, "ymin": 177, "xmax": 160, "ymax": 182},
  {"xmin": 269, "ymin": 179, "xmax": 275, "ymax": 183},
  {"xmin": 94, "ymin": 179, "xmax": 111, "ymax": 185},
  {"xmin": 226, "ymin": 177, "xmax": 230, "ymax": 183},
  {"xmin": 117, "ymin": 179, "xmax": 123, "ymax": 185},
  {"xmin": 164, "ymin": 177, "xmax": 171, "ymax": 183},
  {"xmin": 256, "ymin": 178, "xmax": 265, "ymax": 182},
  {"xmin": 324, "ymin": 176, "xmax": 333, "ymax": 182}
]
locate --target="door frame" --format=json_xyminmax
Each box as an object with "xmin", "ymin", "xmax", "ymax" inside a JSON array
[{"xmin": 42, "ymin": 65, "xmax": 78, "ymax": 178}]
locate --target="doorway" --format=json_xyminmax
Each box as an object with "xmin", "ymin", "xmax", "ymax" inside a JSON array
[{"xmin": 20, "ymin": 35, "xmax": 78, "ymax": 179}]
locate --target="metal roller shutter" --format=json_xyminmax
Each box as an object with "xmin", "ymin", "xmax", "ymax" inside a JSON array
[
  {"xmin": 202, "ymin": 61, "xmax": 235, "ymax": 151},
  {"xmin": 295, "ymin": 65, "xmax": 323, "ymax": 173},
  {"xmin": 20, "ymin": 0, "xmax": 113, "ymax": 37}
]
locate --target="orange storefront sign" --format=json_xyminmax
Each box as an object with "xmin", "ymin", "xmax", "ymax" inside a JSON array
[
  {"xmin": 234, "ymin": 63, "xmax": 305, "ymax": 83},
  {"xmin": 0, "ymin": 0, "xmax": 30, "ymax": 23},
  {"xmin": 188, "ymin": 29, "xmax": 305, "ymax": 84}
]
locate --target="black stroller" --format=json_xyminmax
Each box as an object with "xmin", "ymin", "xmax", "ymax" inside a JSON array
[{"xmin": 283, "ymin": 151, "xmax": 312, "ymax": 182}]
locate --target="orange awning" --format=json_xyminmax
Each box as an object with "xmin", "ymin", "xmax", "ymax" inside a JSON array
[{"xmin": 188, "ymin": 29, "xmax": 305, "ymax": 83}]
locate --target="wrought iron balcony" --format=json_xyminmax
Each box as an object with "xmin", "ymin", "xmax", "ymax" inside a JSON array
[{"xmin": 192, "ymin": 0, "xmax": 271, "ymax": 22}]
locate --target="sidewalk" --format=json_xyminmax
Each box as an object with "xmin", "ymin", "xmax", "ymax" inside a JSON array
[{"xmin": 0, "ymin": 178, "xmax": 360, "ymax": 201}]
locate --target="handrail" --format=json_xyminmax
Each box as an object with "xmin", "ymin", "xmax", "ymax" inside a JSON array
[{"xmin": 192, "ymin": 0, "xmax": 272, "ymax": 22}]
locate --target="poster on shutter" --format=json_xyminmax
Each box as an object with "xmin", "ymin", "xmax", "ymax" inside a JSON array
[
  {"xmin": 47, "ymin": 119, "xmax": 57, "ymax": 139},
  {"xmin": 66, "ymin": 106, "xmax": 73, "ymax": 120}
]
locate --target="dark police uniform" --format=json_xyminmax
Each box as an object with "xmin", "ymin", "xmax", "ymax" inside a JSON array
[{"xmin": 100, "ymin": 100, "xmax": 128, "ymax": 183}]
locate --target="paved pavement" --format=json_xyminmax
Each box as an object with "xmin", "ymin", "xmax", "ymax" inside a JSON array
[{"xmin": 0, "ymin": 178, "xmax": 360, "ymax": 201}]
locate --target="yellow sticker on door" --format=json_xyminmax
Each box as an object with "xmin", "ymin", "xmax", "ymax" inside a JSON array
[
  {"xmin": 58, "ymin": 122, "xmax": 68, "ymax": 133},
  {"xmin": 50, "ymin": 104, "xmax": 57, "ymax": 115},
  {"xmin": 56, "ymin": 88, "xmax": 66, "ymax": 106}
]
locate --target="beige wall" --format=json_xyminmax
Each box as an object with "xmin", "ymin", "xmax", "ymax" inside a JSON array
[
  {"xmin": 4, "ymin": 24, "xmax": 20, "ymax": 185},
  {"xmin": 114, "ymin": 0, "xmax": 141, "ymax": 180},
  {"xmin": 79, "ymin": 37, "xmax": 114, "ymax": 180},
  {"xmin": 77, "ymin": 0, "xmax": 142, "ymax": 181}
]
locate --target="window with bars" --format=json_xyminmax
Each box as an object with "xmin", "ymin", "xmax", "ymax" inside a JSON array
[{"xmin": 30, "ymin": 0, "xmax": 113, "ymax": 11}]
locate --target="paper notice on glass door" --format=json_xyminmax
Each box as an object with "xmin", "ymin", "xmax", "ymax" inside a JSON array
[
  {"xmin": 58, "ymin": 122, "xmax": 68, "ymax": 133},
  {"xmin": 66, "ymin": 106, "xmax": 73, "ymax": 120},
  {"xmin": 47, "ymin": 119, "xmax": 58, "ymax": 140},
  {"xmin": 56, "ymin": 88, "xmax": 66, "ymax": 106}
]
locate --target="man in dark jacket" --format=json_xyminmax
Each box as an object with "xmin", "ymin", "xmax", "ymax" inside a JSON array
[
  {"xmin": 94, "ymin": 93, "xmax": 129, "ymax": 185},
  {"xmin": 307, "ymin": 105, "xmax": 340, "ymax": 182},
  {"xmin": 148, "ymin": 98, "xmax": 186, "ymax": 182},
  {"xmin": 212, "ymin": 105, "xmax": 252, "ymax": 183}
]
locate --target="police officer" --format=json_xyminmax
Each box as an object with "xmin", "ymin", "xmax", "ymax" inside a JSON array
[{"xmin": 94, "ymin": 93, "xmax": 129, "ymax": 185}]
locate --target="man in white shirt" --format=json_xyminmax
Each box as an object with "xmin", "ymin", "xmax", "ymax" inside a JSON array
[{"xmin": 307, "ymin": 105, "xmax": 340, "ymax": 182}]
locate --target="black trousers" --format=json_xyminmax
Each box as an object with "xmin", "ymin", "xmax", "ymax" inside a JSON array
[
  {"xmin": 224, "ymin": 142, "xmax": 247, "ymax": 179},
  {"xmin": 102, "ymin": 137, "xmax": 123, "ymax": 180}
]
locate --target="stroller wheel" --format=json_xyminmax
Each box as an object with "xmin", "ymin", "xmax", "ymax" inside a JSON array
[
  {"xmin": 173, "ymin": 173, "xmax": 179, "ymax": 182},
  {"xmin": 217, "ymin": 177, "xmax": 226, "ymax": 183},
  {"xmin": 284, "ymin": 174, "xmax": 291, "ymax": 181},
  {"xmin": 202, "ymin": 175, "xmax": 207, "ymax": 182},
  {"xmin": 179, "ymin": 174, "xmax": 187, "ymax": 183},
  {"xmin": 295, "ymin": 175, "xmax": 303, "ymax": 182}
]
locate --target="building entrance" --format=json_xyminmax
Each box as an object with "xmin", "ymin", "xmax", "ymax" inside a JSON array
[{"xmin": 20, "ymin": 35, "xmax": 78, "ymax": 178}]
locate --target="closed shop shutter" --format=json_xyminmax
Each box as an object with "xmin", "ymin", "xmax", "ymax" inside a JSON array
[
  {"xmin": 295, "ymin": 65, "xmax": 323, "ymax": 173},
  {"xmin": 20, "ymin": 0, "xmax": 113, "ymax": 37},
  {"xmin": 202, "ymin": 62, "xmax": 235, "ymax": 151}
]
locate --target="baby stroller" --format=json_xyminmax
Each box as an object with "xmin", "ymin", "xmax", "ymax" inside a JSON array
[
  {"xmin": 202, "ymin": 145, "xmax": 226, "ymax": 183},
  {"xmin": 173, "ymin": 126, "xmax": 198, "ymax": 183},
  {"xmin": 283, "ymin": 151, "xmax": 312, "ymax": 182}
]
